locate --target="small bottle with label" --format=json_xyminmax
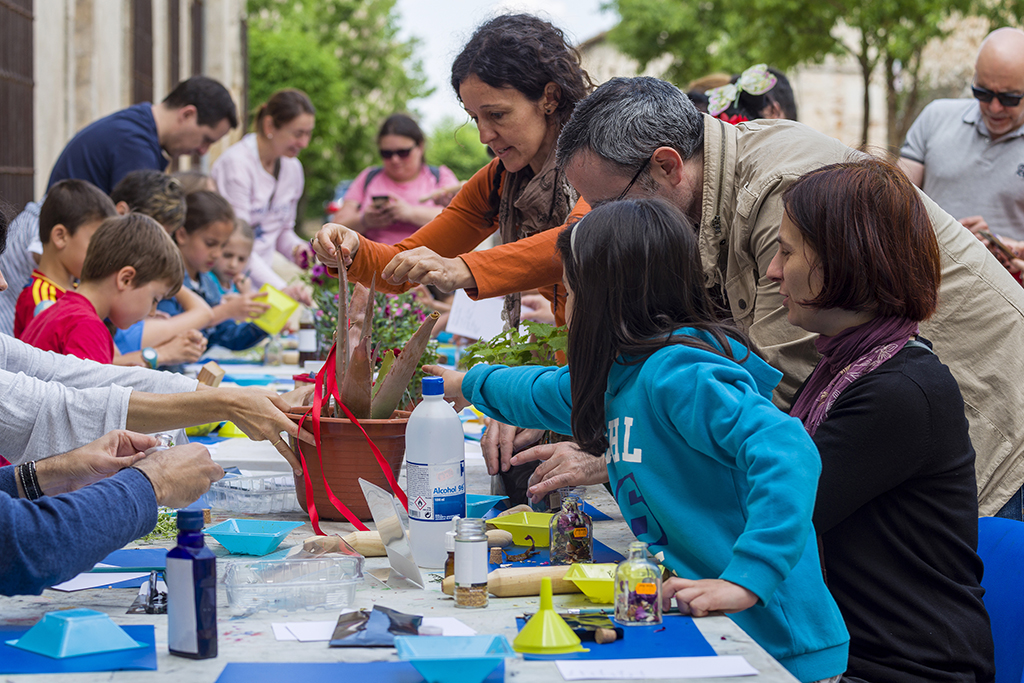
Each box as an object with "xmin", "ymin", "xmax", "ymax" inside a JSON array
[
  {"xmin": 549, "ymin": 486, "xmax": 593, "ymax": 565},
  {"xmin": 166, "ymin": 509, "xmax": 217, "ymax": 658},
  {"xmin": 614, "ymin": 541, "xmax": 662, "ymax": 625},
  {"xmin": 263, "ymin": 334, "xmax": 284, "ymax": 366},
  {"xmin": 298, "ymin": 307, "xmax": 319, "ymax": 366},
  {"xmin": 454, "ymin": 518, "xmax": 488, "ymax": 609},
  {"xmin": 444, "ymin": 516, "xmax": 459, "ymax": 579}
]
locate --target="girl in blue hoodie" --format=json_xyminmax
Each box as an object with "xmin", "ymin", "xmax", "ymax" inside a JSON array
[{"xmin": 428, "ymin": 198, "xmax": 848, "ymax": 682}]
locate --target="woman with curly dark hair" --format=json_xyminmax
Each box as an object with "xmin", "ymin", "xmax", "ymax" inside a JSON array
[{"xmin": 314, "ymin": 13, "xmax": 592, "ymax": 329}]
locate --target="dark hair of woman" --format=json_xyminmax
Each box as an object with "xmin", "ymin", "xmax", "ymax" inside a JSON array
[
  {"xmin": 451, "ymin": 13, "xmax": 593, "ymax": 223},
  {"xmin": 555, "ymin": 198, "xmax": 753, "ymax": 457},
  {"xmin": 782, "ymin": 157, "xmax": 941, "ymax": 321},
  {"xmin": 181, "ymin": 190, "xmax": 235, "ymax": 235},
  {"xmin": 253, "ymin": 89, "xmax": 315, "ymax": 134},
  {"xmin": 378, "ymin": 113, "xmax": 425, "ymax": 147}
]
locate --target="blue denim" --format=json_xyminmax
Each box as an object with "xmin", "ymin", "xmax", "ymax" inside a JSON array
[{"xmin": 993, "ymin": 484, "xmax": 1024, "ymax": 521}]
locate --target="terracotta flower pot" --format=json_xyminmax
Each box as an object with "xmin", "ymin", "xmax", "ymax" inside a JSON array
[{"xmin": 288, "ymin": 409, "xmax": 410, "ymax": 522}]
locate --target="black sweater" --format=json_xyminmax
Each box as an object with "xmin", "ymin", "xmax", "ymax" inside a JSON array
[{"xmin": 803, "ymin": 340, "xmax": 994, "ymax": 683}]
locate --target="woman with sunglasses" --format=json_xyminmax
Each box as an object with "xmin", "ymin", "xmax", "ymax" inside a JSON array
[
  {"xmin": 332, "ymin": 114, "xmax": 459, "ymax": 245},
  {"xmin": 212, "ymin": 89, "xmax": 315, "ymax": 305},
  {"xmin": 314, "ymin": 13, "xmax": 592, "ymax": 327}
]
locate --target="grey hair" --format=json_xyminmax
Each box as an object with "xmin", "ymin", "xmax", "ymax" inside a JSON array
[{"xmin": 556, "ymin": 77, "xmax": 705, "ymax": 180}]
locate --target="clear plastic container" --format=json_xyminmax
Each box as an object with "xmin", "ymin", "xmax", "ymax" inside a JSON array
[
  {"xmin": 205, "ymin": 474, "xmax": 302, "ymax": 515},
  {"xmin": 223, "ymin": 555, "xmax": 364, "ymax": 615}
]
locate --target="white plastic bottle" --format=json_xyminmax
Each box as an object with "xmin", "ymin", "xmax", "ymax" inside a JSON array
[{"xmin": 406, "ymin": 376, "xmax": 466, "ymax": 568}]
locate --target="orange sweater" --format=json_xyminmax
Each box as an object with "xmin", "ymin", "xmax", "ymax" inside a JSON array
[{"xmin": 346, "ymin": 159, "xmax": 590, "ymax": 326}]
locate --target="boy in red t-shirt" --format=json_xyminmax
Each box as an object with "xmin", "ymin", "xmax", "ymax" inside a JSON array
[
  {"xmin": 13, "ymin": 179, "xmax": 117, "ymax": 338},
  {"xmin": 22, "ymin": 214, "xmax": 184, "ymax": 364}
]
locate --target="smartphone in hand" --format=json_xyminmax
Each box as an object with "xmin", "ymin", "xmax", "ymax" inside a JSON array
[
  {"xmin": 371, "ymin": 195, "xmax": 389, "ymax": 210},
  {"xmin": 979, "ymin": 230, "xmax": 1018, "ymax": 262}
]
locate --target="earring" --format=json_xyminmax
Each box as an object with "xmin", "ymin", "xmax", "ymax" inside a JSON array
[
  {"xmin": 546, "ymin": 108, "xmax": 553, "ymax": 114},
  {"xmin": 268, "ymin": 133, "xmax": 274, "ymax": 139}
]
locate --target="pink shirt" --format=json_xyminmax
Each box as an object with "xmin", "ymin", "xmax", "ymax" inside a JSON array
[
  {"xmin": 211, "ymin": 134, "xmax": 307, "ymax": 289},
  {"xmin": 345, "ymin": 163, "xmax": 458, "ymax": 245}
]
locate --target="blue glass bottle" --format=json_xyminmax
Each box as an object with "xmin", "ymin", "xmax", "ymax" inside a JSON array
[{"xmin": 166, "ymin": 509, "xmax": 217, "ymax": 659}]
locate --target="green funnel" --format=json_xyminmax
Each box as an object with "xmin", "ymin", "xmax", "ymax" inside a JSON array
[{"xmin": 513, "ymin": 577, "xmax": 588, "ymax": 655}]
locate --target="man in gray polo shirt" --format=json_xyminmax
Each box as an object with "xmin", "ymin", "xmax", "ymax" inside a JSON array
[{"xmin": 900, "ymin": 27, "xmax": 1024, "ymax": 241}]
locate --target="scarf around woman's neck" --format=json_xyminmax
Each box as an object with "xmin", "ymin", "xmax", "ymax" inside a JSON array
[
  {"xmin": 497, "ymin": 145, "xmax": 578, "ymax": 330},
  {"xmin": 791, "ymin": 315, "xmax": 919, "ymax": 436}
]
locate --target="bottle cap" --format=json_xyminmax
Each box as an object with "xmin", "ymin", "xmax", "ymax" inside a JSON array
[
  {"xmin": 445, "ymin": 529, "xmax": 456, "ymax": 552},
  {"xmin": 422, "ymin": 376, "xmax": 444, "ymax": 396},
  {"xmin": 176, "ymin": 509, "xmax": 205, "ymax": 531}
]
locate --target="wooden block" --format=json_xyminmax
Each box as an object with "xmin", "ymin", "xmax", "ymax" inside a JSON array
[{"xmin": 197, "ymin": 361, "xmax": 226, "ymax": 387}]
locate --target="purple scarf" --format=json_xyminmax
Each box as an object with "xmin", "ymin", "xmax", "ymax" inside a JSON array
[{"xmin": 791, "ymin": 316, "xmax": 919, "ymax": 436}]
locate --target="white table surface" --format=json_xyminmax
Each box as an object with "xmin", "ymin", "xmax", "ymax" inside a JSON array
[{"xmin": 0, "ymin": 439, "xmax": 799, "ymax": 683}]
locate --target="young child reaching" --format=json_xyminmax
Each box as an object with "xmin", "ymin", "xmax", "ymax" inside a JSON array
[
  {"xmin": 427, "ymin": 198, "xmax": 849, "ymax": 683},
  {"xmin": 21, "ymin": 214, "xmax": 184, "ymax": 364},
  {"xmin": 159, "ymin": 190, "xmax": 270, "ymax": 351},
  {"xmin": 14, "ymin": 179, "xmax": 118, "ymax": 338},
  {"xmin": 211, "ymin": 218, "xmax": 256, "ymax": 298}
]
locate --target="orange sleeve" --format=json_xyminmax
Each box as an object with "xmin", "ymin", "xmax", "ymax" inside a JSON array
[
  {"xmin": 346, "ymin": 160, "xmax": 503, "ymax": 294},
  {"xmin": 462, "ymin": 196, "xmax": 591, "ymax": 300}
]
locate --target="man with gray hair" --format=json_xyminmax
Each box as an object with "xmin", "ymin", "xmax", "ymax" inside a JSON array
[
  {"xmin": 313, "ymin": 76, "xmax": 1024, "ymax": 521},
  {"xmin": 518, "ymin": 76, "xmax": 1024, "ymax": 521}
]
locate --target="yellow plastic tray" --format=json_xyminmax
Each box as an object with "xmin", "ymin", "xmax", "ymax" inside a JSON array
[
  {"xmin": 564, "ymin": 563, "xmax": 618, "ymax": 604},
  {"xmin": 487, "ymin": 512, "xmax": 552, "ymax": 547},
  {"xmin": 251, "ymin": 284, "xmax": 299, "ymax": 335}
]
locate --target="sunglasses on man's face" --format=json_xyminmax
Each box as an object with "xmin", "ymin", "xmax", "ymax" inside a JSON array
[
  {"xmin": 972, "ymin": 84, "xmax": 1024, "ymax": 108},
  {"xmin": 380, "ymin": 147, "xmax": 414, "ymax": 160}
]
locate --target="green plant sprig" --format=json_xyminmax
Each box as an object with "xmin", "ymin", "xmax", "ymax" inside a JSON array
[{"xmin": 459, "ymin": 321, "xmax": 568, "ymax": 370}]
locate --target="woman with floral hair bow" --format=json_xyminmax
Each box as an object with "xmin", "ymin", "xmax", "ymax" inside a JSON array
[{"xmin": 707, "ymin": 64, "xmax": 797, "ymax": 124}]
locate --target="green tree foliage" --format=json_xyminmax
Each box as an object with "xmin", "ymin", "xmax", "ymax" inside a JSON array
[
  {"xmin": 427, "ymin": 117, "xmax": 491, "ymax": 182},
  {"xmin": 247, "ymin": 0, "xmax": 430, "ymax": 216},
  {"xmin": 607, "ymin": 0, "xmax": 1023, "ymax": 148}
]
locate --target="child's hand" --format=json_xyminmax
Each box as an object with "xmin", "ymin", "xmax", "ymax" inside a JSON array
[
  {"xmin": 422, "ymin": 365, "xmax": 469, "ymax": 411},
  {"xmin": 154, "ymin": 331, "xmax": 207, "ymax": 365},
  {"xmin": 234, "ymin": 274, "xmax": 253, "ymax": 295},
  {"xmin": 662, "ymin": 578, "xmax": 758, "ymax": 617},
  {"xmin": 281, "ymin": 283, "xmax": 312, "ymax": 307},
  {"xmin": 220, "ymin": 291, "xmax": 271, "ymax": 322}
]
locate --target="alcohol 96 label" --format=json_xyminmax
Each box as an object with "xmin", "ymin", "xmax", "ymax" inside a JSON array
[{"xmin": 407, "ymin": 461, "xmax": 465, "ymax": 521}]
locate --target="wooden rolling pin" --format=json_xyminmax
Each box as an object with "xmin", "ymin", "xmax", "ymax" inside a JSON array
[
  {"xmin": 332, "ymin": 528, "xmax": 513, "ymax": 558},
  {"xmin": 441, "ymin": 565, "xmax": 580, "ymax": 597}
]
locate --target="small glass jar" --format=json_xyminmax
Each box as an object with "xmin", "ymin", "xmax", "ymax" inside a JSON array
[
  {"xmin": 454, "ymin": 518, "xmax": 488, "ymax": 609},
  {"xmin": 263, "ymin": 334, "xmax": 284, "ymax": 366},
  {"xmin": 444, "ymin": 518, "xmax": 458, "ymax": 579},
  {"xmin": 614, "ymin": 541, "xmax": 662, "ymax": 625},
  {"xmin": 144, "ymin": 433, "xmax": 175, "ymax": 456},
  {"xmin": 549, "ymin": 486, "xmax": 593, "ymax": 565}
]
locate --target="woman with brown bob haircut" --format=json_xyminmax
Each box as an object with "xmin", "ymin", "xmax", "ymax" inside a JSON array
[{"xmin": 766, "ymin": 157, "xmax": 994, "ymax": 683}]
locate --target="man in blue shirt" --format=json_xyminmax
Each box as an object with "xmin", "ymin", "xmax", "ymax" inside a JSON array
[{"xmin": 47, "ymin": 76, "xmax": 238, "ymax": 194}]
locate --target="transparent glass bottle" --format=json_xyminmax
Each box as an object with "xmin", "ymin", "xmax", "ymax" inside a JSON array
[
  {"xmin": 548, "ymin": 486, "xmax": 593, "ymax": 565},
  {"xmin": 614, "ymin": 541, "xmax": 662, "ymax": 625},
  {"xmin": 263, "ymin": 334, "xmax": 284, "ymax": 366}
]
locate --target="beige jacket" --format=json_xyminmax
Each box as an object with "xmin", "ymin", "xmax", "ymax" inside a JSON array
[{"xmin": 699, "ymin": 116, "xmax": 1024, "ymax": 515}]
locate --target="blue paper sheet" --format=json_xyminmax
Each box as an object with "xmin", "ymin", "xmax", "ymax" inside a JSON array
[
  {"xmin": 0, "ymin": 625, "xmax": 157, "ymax": 673},
  {"xmin": 216, "ymin": 661, "xmax": 504, "ymax": 683},
  {"xmin": 73, "ymin": 548, "xmax": 171, "ymax": 589},
  {"xmin": 489, "ymin": 538, "xmax": 624, "ymax": 571},
  {"xmin": 513, "ymin": 614, "xmax": 716, "ymax": 660}
]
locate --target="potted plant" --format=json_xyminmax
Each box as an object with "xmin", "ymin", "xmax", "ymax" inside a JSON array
[{"xmin": 291, "ymin": 268, "xmax": 440, "ymax": 524}]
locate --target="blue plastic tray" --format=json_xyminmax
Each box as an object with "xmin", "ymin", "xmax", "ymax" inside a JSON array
[
  {"xmin": 394, "ymin": 635, "xmax": 513, "ymax": 683},
  {"xmin": 204, "ymin": 519, "xmax": 304, "ymax": 556}
]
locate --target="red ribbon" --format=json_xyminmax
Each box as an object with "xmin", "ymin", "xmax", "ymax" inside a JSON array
[{"xmin": 296, "ymin": 342, "xmax": 408, "ymax": 536}]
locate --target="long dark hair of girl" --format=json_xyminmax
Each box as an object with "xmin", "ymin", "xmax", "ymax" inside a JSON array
[
  {"xmin": 555, "ymin": 198, "xmax": 754, "ymax": 457},
  {"xmin": 450, "ymin": 14, "xmax": 593, "ymax": 224}
]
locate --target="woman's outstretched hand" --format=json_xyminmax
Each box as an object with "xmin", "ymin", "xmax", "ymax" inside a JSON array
[{"xmin": 313, "ymin": 223, "xmax": 362, "ymax": 269}]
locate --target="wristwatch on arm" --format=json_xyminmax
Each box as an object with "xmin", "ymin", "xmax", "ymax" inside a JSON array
[{"xmin": 141, "ymin": 347, "xmax": 158, "ymax": 370}]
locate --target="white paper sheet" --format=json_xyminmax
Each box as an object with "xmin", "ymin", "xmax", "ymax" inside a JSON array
[
  {"xmin": 271, "ymin": 616, "xmax": 476, "ymax": 641},
  {"xmin": 555, "ymin": 656, "xmax": 758, "ymax": 680},
  {"xmin": 445, "ymin": 290, "xmax": 506, "ymax": 342},
  {"xmin": 49, "ymin": 564, "xmax": 149, "ymax": 592}
]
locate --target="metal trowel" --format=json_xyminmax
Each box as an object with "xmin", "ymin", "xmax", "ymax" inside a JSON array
[{"xmin": 358, "ymin": 478, "xmax": 425, "ymax": 589}]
